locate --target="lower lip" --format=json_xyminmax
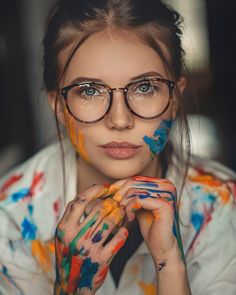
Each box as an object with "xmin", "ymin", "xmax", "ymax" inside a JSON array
[{"xmin": 101, "ymin": 147, "xmax": 141, "ymax": 159}]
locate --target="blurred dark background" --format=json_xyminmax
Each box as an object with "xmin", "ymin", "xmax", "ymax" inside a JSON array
[{"xmin": 0, "ymin": 0, "xmax": 236, "ymax": 176}]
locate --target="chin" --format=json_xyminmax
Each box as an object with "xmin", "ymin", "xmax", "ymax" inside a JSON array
[{"xmin": 98, "ymin": 161, "xmax": 146, "ymax": 180}]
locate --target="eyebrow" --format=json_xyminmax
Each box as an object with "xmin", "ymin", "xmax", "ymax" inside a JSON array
[{"xmin": 70, "ymin": 71, "xmax": 164, "ymax": 84}]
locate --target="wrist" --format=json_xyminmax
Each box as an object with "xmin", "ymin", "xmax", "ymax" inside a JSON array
[
  {"xmin": 54, "ymin": 283, "xmax": 96, "ymax": 295},
  {"xmin": 153, "ymin": 240, "xmax": 186, "ymax": 274}
]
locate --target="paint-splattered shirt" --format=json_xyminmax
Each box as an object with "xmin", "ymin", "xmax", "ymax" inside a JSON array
[{"xmin": 0, "ymin": 139, "xmax": 236, "ymax": 295}]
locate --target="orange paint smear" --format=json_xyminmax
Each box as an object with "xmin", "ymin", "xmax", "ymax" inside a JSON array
[
  {"xmin": 109, "ymin": 207, "xmax": 124, "ymax": 224},
  {"xmin": 111, "ymin": 239, "xmax": 125, "ymax": 254},
  {"xmin": 190, "ymin": 174, "xmax": 231, "ymax": 204},
  {"xmin": 31, "ymin": 240, "xmax": 52, "ymax": 273},
  {"xmin": 102, "ymin": 198, "xmax": 118, "ymax": 214},
  {"xmin": 77, "ymin": 129, "xmax": 90, "ymax": 162},
  {"xmin": 140, "ymin": 211, "xmax": 153, "ymax": 225},
  {"xmin": 95, "ymin": 265, "xmax": 109, "ymax": 285},
  {"xmin": 138, "ymin": 281, "xmax": 156, "ymax": 295},
  {"xmin": 152, "ymin": 210, "xmax": 161, "ymax": 221}
]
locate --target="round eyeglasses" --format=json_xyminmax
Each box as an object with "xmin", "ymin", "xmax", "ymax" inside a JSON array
[{"xmin": 61, "ymin": 77, "xmax": 175, "ymax": 124}]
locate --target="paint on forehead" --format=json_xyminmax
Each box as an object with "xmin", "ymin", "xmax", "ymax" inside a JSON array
[{"xmin": 143, "ymin": 119, "xmax": 172, "ymax": 159}]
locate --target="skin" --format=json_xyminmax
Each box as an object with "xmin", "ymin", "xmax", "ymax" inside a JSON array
[{"xmin": 49, "ymin": 30, "xmax": 191, "ymax": 294}]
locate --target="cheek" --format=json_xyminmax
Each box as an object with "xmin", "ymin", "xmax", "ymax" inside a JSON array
[
  {"xmin": 142, "ymin": 119, "xmax": 172, "ymax": 159},
  {"xmin": 65, "ymin": 109, "xmax": 90, "ymax": 162}
]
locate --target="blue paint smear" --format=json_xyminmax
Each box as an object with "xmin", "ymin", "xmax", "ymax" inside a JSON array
[
  {"xmin": 172, "ymin": 222, "xmax": 177, "ymax": 238},
  {"xmin": 11, "ymin": 188, "xmax": 29, "ymax": 202},
  {"xmin": 135, "ymin": 182, "xmax": 159, "ymax": 188},
  {"xmin": 28, "ymin": 204, "xmax": 34, "ymax": 215},
  {"xmin": 78, "ymin": 257, "xmax": 99, "ymax": 290},
  {"xmin": 143, "ymin": 119, "xmax": 172, "ymax": 156},
  {"xmin": 92, "ymin": 231, "xmax": 103, "ymax": 243},
  {"xmin": 21, "ymin": 217, "xmax": 37, "ymax": 240},
  {"xmin": 191, "ymin": 212, "xmax": 204, "ymax": 232}
]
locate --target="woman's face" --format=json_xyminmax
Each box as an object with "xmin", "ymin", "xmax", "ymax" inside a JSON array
[{"xmin": 53, "ymin": 31, "xmax": 179, "ymax": 180}]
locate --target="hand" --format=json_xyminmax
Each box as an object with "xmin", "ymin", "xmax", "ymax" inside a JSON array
[
  {"xmin": 110, "ymin": 176, "xmax": 185, "ymax": 271},
  {"xmin": 54, "ymin": 184, "xmax": 129, "ymax": 295}
]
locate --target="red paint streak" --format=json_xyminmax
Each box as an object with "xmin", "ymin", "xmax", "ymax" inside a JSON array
[
  {"xmin": 62, "ymin": 246, "xmax": 70, "ymax": 257},
  {"xmin": 187, "ymin": 203, "xmax": 214, "ymax": 257},
  {"xmin": 67, "ymin": 255, "xmax": 83, "ymax": 293},
  {"xmin": 0, "ymin": 174, "xmax": 23, "ymax": 193},
  {"xmin": 53, "ymin": 198, "xmax": 62, "ymax": 220},
  {"xmin": 95, "ymin": 265, "xmax": 109, "ymax": 285},
  {"xmin": 55, "ymin": 240, "xmax": 65, "ymax": 266},
  {"xmin": 29, "ymin": 172, "xmax": 44, "ymax": 196},
  {"xmin": 132, "ymin": 175, "xmax": 158, "ymax": 182},
  {"xmin": 84, "ymin": 227, "xmax": 93, "ymax": 240},
  {"xmin": 111, "ymin": 239, "xmax": 125, "ymax": 254}
]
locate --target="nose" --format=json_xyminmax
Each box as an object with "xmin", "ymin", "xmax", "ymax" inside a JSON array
[{"xmin": 105, "ymin": 88, "xmax": 134, "ymax": 130}]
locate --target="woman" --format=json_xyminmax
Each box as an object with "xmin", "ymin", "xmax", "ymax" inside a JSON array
[{"xmin": 0, "ymin": 0, "xmax": 236, "ymax": 294}]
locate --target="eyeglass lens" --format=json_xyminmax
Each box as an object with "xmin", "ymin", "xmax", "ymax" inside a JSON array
[{"xmin": 66, "ymin": 80, "xmax": 170, "ymax": 122}]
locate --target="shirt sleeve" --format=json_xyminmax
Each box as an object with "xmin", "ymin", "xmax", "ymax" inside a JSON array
[
  {"xmin": 201, "ymin": 256, "xmax": 236, "ymax": 295},
  {"xmin": 0, "ymin": 208, "xmax": 54, "ymax": 295},
  {"xmin": 183, "ymin": 177, "xmax": 236, "ymax": 295}
]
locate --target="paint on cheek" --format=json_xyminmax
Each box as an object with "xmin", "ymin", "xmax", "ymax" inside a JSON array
[
  {"xmin": 65, "ymin": 109, "xmax": 90, "ymax": 162},
  {"xmin": 143, "ymin": 119, "xmax": 172, "ymax": 158},
  {"xmin": 77, "ymin": 129, "xmax": 90, "ymax": 162}
]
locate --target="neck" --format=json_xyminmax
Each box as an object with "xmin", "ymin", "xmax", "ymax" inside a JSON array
[{"xmin": 76, "ymin": 154, "xmax": 162, "ymax": 194}]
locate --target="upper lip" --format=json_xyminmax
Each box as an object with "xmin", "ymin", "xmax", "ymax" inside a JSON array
[{"xmin": 100, "ymin": 141, "xmax": 141, "ymax": 148}]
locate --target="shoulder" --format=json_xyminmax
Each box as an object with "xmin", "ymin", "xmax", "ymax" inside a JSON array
[
  {"xmin": 181, "ymin": 157, "xmax": 236, "ymax": 294},
  {"xmin": 185, "ymin": 155, "xmax": 236, "ymax": 206},
  {"xmin": 180, "ymin": 155, "xmax": 236, "ymax": 255},
  {"xmin": 0, "ymin": 141, "xmax": 62, "ymax": 204}
]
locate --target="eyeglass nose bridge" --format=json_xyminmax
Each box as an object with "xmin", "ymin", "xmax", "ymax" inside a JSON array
[
  {"xmin": 109, "ymin": 87, "xmax": 128, "ymax": 94},
  {"xmin": 107, "ymin": 86, "xmax": 132, "ymax": 113}
]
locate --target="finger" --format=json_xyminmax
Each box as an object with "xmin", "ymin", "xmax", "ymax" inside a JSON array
[
  {"xmin": 99, "ymin": 178, "xmax": 130, "ymax": 200},
  {"xmin": 102, "ymin": 227, "xmax": 129, "ymax": 262},
  {"xmin": 67, "ymin": 199, "xmax": 118, "ymax": 238},
  {"xmin": 66, "ymin": 184, "xmax": 112, "ymax": 224},
  {"xmin": 69, "ymin": 199, "xmax": 118, "ymax": 246},
  {"xmin": 124, "ymin": 198, "xmax": 142, "ymax": 222},
  {"xmin": 90, "ymin": 207, "xmax": 125, "ymax": 245},
  {"xmin": 118, "ymin": 180, "xmax": 177, "ymax": 206},
  {"xmin": 112, "ymin": 178, "xmax": 169, "ymax": 203}
]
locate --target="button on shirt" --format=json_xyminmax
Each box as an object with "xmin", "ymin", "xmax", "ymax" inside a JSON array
[{"xmin": 0, "ymin": 139, "xmax": 236, "ymax": 295}]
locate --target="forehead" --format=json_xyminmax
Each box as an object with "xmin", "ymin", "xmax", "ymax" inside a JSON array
[{"xmin": 59, "ymin": 30, "xmax": 169, "ymax": 85}]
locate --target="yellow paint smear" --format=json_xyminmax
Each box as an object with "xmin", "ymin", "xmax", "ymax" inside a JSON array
[
  {"xmin": 109, "ymin": 207, "xmax": 124, "ymax": 224},
  {"xmin": 102, "ymin": 198, "xmax": 118, "ymax": 214},
  {"xmin": 138, "ymin": 281, "xmax": 156, "ymax": 295},
  {"xmin": 113, "ymin": 193, "xmax": 123, "ymax": 202}
]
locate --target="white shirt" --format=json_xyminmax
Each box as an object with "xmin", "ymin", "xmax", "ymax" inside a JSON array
[{"xmin": 0, "ymin": 139, "xmax": 236, "ymax": 295}]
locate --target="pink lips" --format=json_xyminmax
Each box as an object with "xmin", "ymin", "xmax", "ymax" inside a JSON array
[{"xmin": 99, "ymin": 141, "xmax": 141, "ymax": 159}]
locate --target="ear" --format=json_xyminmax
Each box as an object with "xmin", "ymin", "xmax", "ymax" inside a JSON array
[
  {"xmin": 171, "ymin": 76, "xmax": 187, "ymax": 119},
  {"xmin": 47, "ymin": 91, "xmax": 66, "ymax": 126}
]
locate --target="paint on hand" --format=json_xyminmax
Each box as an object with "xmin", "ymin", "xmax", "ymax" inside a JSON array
[
  {"xmin": 143, "ymin": 119, "xmax": 172, "ymax": 158},
  {"xmin": 77, "ymin": 257, "xmax": 99, "ymax": 290},
  {"xmin": 92, "ymin": 223, "xmax": 109, "ymax": 243}
]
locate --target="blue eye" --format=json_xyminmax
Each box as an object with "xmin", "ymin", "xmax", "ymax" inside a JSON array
[
  {"xmin": 81, "ymin": 87, "xmax": 98, "ymax": 96},
  {"xmin": 138, "ymin": 83, "xmax": 152, "ymax": 93}
]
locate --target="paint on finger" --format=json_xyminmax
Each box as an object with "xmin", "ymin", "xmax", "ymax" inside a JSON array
[{"xmin": 92, "ymin": 223, "xmax": 109, "ymax": 243}]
